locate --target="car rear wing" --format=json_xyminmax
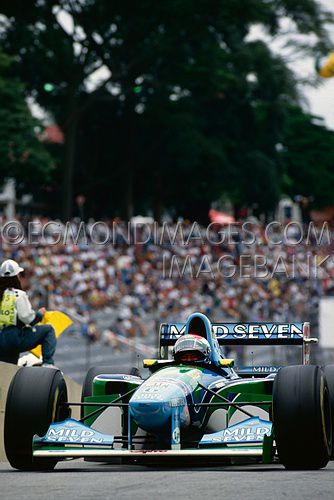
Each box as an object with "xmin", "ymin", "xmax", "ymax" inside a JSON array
[{"xmin": 159, "ymin": 322, "xmax": 317, "ymax": 364}]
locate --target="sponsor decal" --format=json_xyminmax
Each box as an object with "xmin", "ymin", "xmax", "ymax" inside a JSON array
[
  {"xmin": 43, "ymin": 419, "xmax": 114, "ymax": 445},
  {"xmin": 213, "ymin": 323, "xmax": 303, "ymax": 338},
  {"xmin": 132, "ymin": 380, "xmax": 175, "ymax": 401},
  {"xmin": 170, "ymin": 397, "xmax": 186, "ymax": 407},
  {"xmin": 132, "ymin": 381, "xmax": 188, "ymax": 403},
  {"xmin": 132, "ymin": 373, "xmax": 196, "ymax": 402},
  {"xmin": 172, "ymin": 427, "xmax": 180, "ymax": 443},
  {"xmin": 133, "ymin": 385, "xmax": 165, "ymax": 401},
  {"xmin": 96, "ymin": 374, "xmax": 141, "ymax": 381},
  {"xmin": 161, "ymin": 322, "xmax": 303, "ymax": 341},
  {"xmin": 166, "ymin": 324, "xmax": 186, "ymax": 335},
  {"xmin": 200, "ymin": 417, "xmax": 272, "ymax": 445},
  {"xmin": 235, "ymin": 366, "xmax": 281, "ymax": 375},
  {"xmin": 171, "ymin": 405, "xmax": 181, "ymax": 447},
  {"xmin": 133, "ymin": 449, "xmax": 168, "ymax": 454},
  {"xmin": 252, "ymin": 366, "xmax": 281, "ymax": 373}
]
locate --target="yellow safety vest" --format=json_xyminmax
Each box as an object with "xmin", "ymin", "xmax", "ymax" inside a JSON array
[{"xmin": 0, "ymin": 291, "xmax": 16, "ymax": 327}]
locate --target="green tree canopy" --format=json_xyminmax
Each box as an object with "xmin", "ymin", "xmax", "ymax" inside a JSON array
[
  {"xmin": 0, "ymin": 49, "xmax": 53, "ymax": 190},
  {"xmin": 0, "ymin": 0, "xmax": 333, "ymax": 219},
  {"xmin": 280, "ymin": 105, "xmax": 334, "ymax": 208}
]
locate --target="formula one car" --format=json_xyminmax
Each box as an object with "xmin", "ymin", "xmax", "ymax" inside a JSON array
[{"xmin": 4, "ymin": 312, "xmax": 334, "ymax": 470}]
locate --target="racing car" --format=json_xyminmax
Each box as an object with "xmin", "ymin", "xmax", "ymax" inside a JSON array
[{"xmin": 4, "ymin": 312, "xmax": 334, "ymax": 470}]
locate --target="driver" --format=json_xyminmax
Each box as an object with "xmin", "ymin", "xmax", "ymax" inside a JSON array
[{"xmin": 173, "ymin": 334, "xmax": 211, "ymax": 364}]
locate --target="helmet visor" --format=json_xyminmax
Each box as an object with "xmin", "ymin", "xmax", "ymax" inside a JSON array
[{"xmin": 177, "ymin": 351, "xmax": 204, "ymax": 362}]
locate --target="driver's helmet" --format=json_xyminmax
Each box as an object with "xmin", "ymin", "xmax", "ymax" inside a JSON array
[{"xmin": 173, "ymin": 334, "xmax": 211, "ymax": 363}]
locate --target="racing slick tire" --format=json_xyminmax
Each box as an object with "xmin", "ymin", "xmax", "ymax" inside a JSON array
[
  {"xmin": 4, "ymin": 367, "xmax": 68, "ymax": 471},
  {"xmin": 323, "ymin": 364, "xmax": 334, "ymax": 459},
  {"xmin": 273, "ymin": 365, "xmax": 332, "ymax": 469}
]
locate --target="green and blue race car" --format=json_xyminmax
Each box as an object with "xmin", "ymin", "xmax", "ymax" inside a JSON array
[{"xmin": 4, "ymin": 312, "xmax": 334, "ymax": 470}]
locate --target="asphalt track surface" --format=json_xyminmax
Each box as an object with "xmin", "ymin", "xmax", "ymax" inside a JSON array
[{"xmin": 1, "ymin": 460, "xmax": 334, "ymax": 500}]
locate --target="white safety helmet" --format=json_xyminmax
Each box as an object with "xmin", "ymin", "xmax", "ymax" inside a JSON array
[
  {"xmin": 0, "ymin": 259, "xmax": 24, "ymax": 277},
  {"xmin": 173, "ymin": 334, "xmax": 211, "ymax": 363}
]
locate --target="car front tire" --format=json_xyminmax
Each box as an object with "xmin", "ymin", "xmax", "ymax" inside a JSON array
[
  {"xmin": 4, "ymin": 367, "xmax": 68, "ymax": 471},
  {"xmin": 273, "ymin": 365, "xmax": 332, "ymax": 469}
]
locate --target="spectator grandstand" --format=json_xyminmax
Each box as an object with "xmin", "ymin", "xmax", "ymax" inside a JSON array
[{"xmin": 0, "ymin": 216, "xmax": 332, "ymax": 349}]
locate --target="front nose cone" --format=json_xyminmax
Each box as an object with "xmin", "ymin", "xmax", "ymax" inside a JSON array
[
  {"xmin": 129, "ymin": 383, "xmax": 188, "ymax": 432},
  {"xmin": 130, "ymin": 400, "xmax": 173, "ymax": 431}
]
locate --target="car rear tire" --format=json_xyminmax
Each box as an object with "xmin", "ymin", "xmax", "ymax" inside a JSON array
[
  {"xmin": 4, "ymin": 367, "xmax": 68, "ymax": 471},
  {"xmin": 323, "ymin": 364, "xmax": 334, "ymax": 459},
  {"xmin": 273, "ymin": 365, "xmax": 332, "ymax": 469}
]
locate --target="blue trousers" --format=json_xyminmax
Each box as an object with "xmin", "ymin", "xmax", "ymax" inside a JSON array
[{"xmin": 0, "ymin": 324, "xmax": 56, "ymax": 365}]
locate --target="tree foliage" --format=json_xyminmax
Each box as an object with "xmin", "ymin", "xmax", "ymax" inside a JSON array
[
  {"xmin": 0, "ymin": 49, "xmax": 53, "ymax": 190},
  {"xmin": 280, "ymin": 106, "xmax": 334, "ymax": 208},
  {"xmin": 0, "ymin": 0, "xmax": 333, "ymax": 219}
]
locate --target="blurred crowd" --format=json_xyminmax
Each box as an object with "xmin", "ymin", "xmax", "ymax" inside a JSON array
[{"xmin": 1, "ymin": 216, "xmax": 333, "ymax": 346}]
